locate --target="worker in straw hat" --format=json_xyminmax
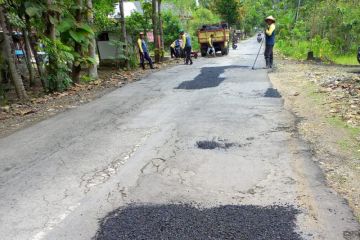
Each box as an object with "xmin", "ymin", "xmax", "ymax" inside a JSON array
[{"xmin": 264, "ymin": 16, "xmax": 276, "ymax": 68}]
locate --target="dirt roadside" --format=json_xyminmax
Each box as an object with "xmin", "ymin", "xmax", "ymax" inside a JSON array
[
  {"xmin": 0, "ymin": 59, "xmax": 182, "ymax": 138},
  {"xmin": 269, "ymin": 58, "xmax": 360, "ymax": 221}
]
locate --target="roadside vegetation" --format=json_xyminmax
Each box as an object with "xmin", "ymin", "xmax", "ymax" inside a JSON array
[
  {"xmin": 1, "ymin": 0, "xmax": 358, "ymax": 103},
  {"xmin": 269, "ymin": 60, "xmax": 360, "ymax": 221},
  {"xmin": 256, "ymin": 0, "xmax": 359, "ymax": 64}
]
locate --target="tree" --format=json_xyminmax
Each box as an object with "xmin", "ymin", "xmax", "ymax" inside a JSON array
[
  {"xmin": 9, "ymin": 1, "xmax": 37, "ymax": 87},
  {"xmin": 119, "ymin": 0, "xmax": 130, "ymax": 69},
  {"xmin": 210, "ymin": 0, "xmax": 243, "ymax": 27},
  {"xmin": 152, "ymin": 0, "xmax": 160, "ymax": 62},
  {"xmin": 24, "ymin": 8, "xmax": 46, "ymax": 90},
  {"xmin": 87, "ymin": 0, "xmax": 98, "ymax": 79},
  {"xmin": 45, "ymin": 0, "xmax": 56, "ymax": 41},
  {"xmin": 72, "ymin": 0, "xmax": 84, "ymax": 83},
  {"xmin": 158, "ymin": 0, "xmax": 164, "ymax": 60},
  {"xmin": 0, "ymin": 4, "xmax": 28, "ymax": 100}
]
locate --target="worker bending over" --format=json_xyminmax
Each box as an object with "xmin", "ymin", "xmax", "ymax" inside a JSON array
[{"xmin": 170, "ymin": 38, "xmax": 181, "ymax": 58}]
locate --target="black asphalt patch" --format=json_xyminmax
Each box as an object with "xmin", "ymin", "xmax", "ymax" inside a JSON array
[
  {"xmin": 175, "ymin": 66, "xmax": 246, "ymax": 90},
  {"xmin": 94, "ymin": 204, "xmax": 302, "ymax": 240},
  {"xmin": 196, "ymin": 140, "xmax": 235, "ymax": 150},
  {"xmin": 264, "ymin": 88, "xmax": 282, "ymax": 98}
]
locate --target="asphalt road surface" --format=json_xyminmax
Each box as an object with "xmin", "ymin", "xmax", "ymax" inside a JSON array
[{"xmin": 1, "ymin": 38, "xmax": 359, "ymax": 240}]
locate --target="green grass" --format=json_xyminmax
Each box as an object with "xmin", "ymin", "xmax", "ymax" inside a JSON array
[
  {"xmin": 304, "ymin": 80, "xmax": 360, "ymax": 157},
  {"xmin": 327, "ymin": 116, "xmax": 360, "ymax": 157},
  {"xmin": 333, "ymin": 55, "xmax": 359, "ymax": 65},
  {"xmin": 305, "ymin": 82, "xmax": 327, "ymax": 104}
]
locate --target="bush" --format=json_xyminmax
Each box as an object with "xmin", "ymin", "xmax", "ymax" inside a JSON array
[
  {"xmin": 42, "ymin": 38, "xmax": 74, "ymax": 92},
  {"xmin": 162, "ymin": 11, "xmax": 182, "ymax": 47}
]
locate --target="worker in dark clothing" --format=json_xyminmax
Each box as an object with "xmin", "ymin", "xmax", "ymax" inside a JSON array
[
  {"xmin": 264, "ymin": 16, "xmax": 276, "ymax": 68},
  {"xmin": 137, "ymin": 32, "xmax": 154, "ymax": 70},
  {"xmin": 180, "ymin": 30, "xmax": 193, "ymax": 65}
]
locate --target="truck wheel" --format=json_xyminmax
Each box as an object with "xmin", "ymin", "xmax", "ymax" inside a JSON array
[
  {"xmin": 201, "ymin": 50, "xmax": 207, "ymax": 57},
  {"xmin": 221, "ymin": 47, "xmax": 229, "ymax": 56}
]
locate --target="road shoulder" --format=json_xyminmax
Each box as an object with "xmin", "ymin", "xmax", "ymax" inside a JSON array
[{"xmin": 269, "ymin": 59, "xmax": 360, "ymax": 222}]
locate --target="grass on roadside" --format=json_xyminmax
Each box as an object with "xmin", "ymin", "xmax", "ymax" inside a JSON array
[
  {"xmin": 327, "ymin": 116, "xmax": 360, "ymax": 158},
  {"xmin": 305, "ymin": 82, "xmax": 327, "ymax": 104},
  {"xmin": 277, "ymin": 40, "xmax": 359, "ymax": 66},
  {"xmin": 304, "ymin": 81, "xmax": 360, "ymax": 158},
  {"xmin": 333, "ymin": 55, "xmax": 359, "ymax": 65}
]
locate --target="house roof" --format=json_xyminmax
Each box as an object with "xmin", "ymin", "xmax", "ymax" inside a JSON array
[
  {"xmin": 109, "ymin": 1, "xmax": 143, "ymax": 18},
  {"xmin": 109, "ymin": 1, "xmax": 180, "ymax": 19}
]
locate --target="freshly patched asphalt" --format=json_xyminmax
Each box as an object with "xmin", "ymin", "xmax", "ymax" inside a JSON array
[
  {"xmin": 94, "ymin": 204, "xmax": 302, "ymax": 240},
  {"xmin": 175, "ymin": 66, "xmax": 239, "ymax": 90},
  {"xmin": 0, "ymin": 38, "xmax": 359, "ymax": 240}
]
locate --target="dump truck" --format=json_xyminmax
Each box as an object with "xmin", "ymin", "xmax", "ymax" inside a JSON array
[{"xmin": 197, "ymin": 23, "xmax": 230, "ymax": 57}]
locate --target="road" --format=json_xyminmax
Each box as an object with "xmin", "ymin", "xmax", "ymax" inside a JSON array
[{"xmin": 0, "ymin": 38, "xmax": 359, "ymax": 240}]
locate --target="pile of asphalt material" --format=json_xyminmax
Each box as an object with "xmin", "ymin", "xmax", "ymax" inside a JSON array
[
  {"xmin": 264, "ymin": 88, "xmax": 282, "ymax": 98},
  {"xmin": 196, "ymin": 140, "xmax": 235, "ymax": 150},
  {"xmin": 94, "ymin": 204, "xmax": 302, "ymax": 240}
]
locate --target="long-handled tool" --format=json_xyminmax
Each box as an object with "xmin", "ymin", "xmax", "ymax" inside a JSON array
[{"xmin": 252, "ymin": 38, "xmax": 264, "ymax": 70}]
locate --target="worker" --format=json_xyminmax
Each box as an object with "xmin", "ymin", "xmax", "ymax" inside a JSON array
[
  {"xmin": 180, "ymin": 30, "xmax": 193, "ymax": 65},
  {"xmin": 137, "ymin": 32, "xmax": 154, "ymax": 70},
  {"xmin": 170, "ymin": 38, "xmax": 181, "ymax": 58},
  {"xmin": 207, "ymin": 34, "xmax": 215, "ymax": 57},
  {"xmin": 264, "ymin": 16, "xmax": 276, "ymax": 68}
]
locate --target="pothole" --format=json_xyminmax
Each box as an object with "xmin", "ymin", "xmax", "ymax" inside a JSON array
[{"xmin": 264, "ymin": 88, "xmax": 282, "ymax": 98}]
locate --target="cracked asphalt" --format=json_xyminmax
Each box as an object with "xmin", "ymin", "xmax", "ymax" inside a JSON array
[{"xmin": 0, "ymin": 38, "xmax": 359, "ymax": 240}]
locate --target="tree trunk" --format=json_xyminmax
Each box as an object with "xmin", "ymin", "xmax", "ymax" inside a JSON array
[
  {"xmin": 158, "ymin": 0, "xmax": 164, "ymax": 61},
  {"xmin": 45, "ymin": 0, "xmax": 58, "ymax": 91},
  {"xmin": 152, "ymin": 0, "xmax": 160, "ymax": 62},
  {"xmin": 72, "ymin": 0, "xmax": 83, "ymax": 83},
  {"xmin": 86, "ymin": 0, "xmax": 98, "ymax": 79},
  {"xmin": 0, "ymin": 5, "xmax": 27, "ymax": 100},
  {"xmin": 25, "ymin": 15, "xmax": 46, "ymax": 90},
  {"xmin": 295, "ymin": 0, "xmax": 301, "ymax": 23},
  {"xmin": 22, "ymin": 29, "xmax": 36, "ymax": 87},
  {"xmin": 46, "ymin": 0, "xmax": 56, "ymax": 41},
  {"xmin": 119, "ymin": 0, "xmax": 129, "ymax": 69}
]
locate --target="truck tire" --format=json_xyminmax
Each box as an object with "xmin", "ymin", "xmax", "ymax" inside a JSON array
[
  {"xmin": 221, "ymin": 47, "xmax": 229, "ymax": 56},
  {"xmin": 199, "ymin": 44, "xmax": 207, "ymax": 57},
  {"xmin": 201, "ymin": 50, "xmax": 207, "ymax": 57}
]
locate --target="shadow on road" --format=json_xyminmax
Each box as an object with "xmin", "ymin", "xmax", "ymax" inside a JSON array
[
  {"xmin": 175, "ymin": 65, "xmax": 250, "ymax": 90},
  {"xmin": 94, "ymin": 204, "xmax": 302, "ymax": 240}
]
